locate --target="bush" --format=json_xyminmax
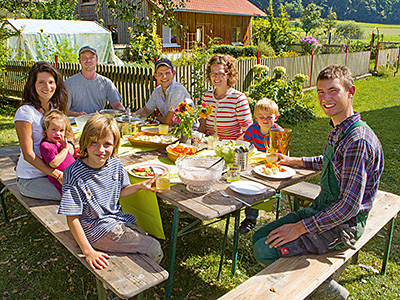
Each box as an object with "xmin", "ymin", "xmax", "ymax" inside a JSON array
[
  {"xmin": 257, "ymin": 42, "xmax": 276, "ymax": 57},
  {"xmin": 210, "ymin": 45, "xmax": 258, "ymax": 58},
  {"xmin": 128, "ymin": 21, "xmax": 162, "ymax": 64},
  {"xmin": 247, "ymin": 65, "xmax": 314, "ymax": 124},
  {"xmin": 335, "ymin": 21, "xmax": 364, "ymax": 41}
]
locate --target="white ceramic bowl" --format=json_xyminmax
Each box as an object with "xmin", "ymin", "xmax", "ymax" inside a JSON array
[
  {"xmin": 75, "ymin": 114, "xmax": 94, "ymax": 132},
  {"xmin": 176, "ymin": 156, "xmax": 225, "ymax": 193}
]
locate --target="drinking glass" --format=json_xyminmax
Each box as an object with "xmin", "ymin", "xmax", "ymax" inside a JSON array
[
  {"xmin": 158, "ymin": 124, "xmax": 169, "ymax": 135},
  {"xmin": 227, "ymin": 164, "xmax": 241, "ymax": 182},
  {"xmin": 156, "ymin": 172, "xmax": 171, "ymax": 192},
  {"xmin": 268, "ymin": 128, "xmax": 292, "ymax": 155},
  {"xmin": 207, "ymin": 134, "xmax": 219, "ymax": 149}
]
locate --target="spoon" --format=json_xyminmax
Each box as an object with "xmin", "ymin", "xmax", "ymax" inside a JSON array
[
  {"xmin": 206, "ymin": 156, "xmax": 225, "ymax": 170},
  {"xmin": 220, "ymin": 190, "xmax": 251, "ymax": 207}
]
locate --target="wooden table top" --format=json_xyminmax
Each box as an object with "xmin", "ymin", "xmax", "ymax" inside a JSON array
[{"xmin": 119, "ymin": 150, "xmax": 320, "ymax": 221}]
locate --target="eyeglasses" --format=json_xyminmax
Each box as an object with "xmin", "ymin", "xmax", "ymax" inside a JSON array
[{"xmin": 210, "ymin": 72, "xmax": 229, "ymax": 78}]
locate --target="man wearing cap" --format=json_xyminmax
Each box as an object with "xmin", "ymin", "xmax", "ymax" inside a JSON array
[
  {"xmin": 66, "ymin": 46, "xmax": 125, "ymax": 117},
  {"xmin": 134, "ymin": 58, "xmax": 194, "ymax": 126}
]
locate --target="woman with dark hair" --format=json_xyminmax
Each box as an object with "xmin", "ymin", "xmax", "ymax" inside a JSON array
[
  {"xmin": 14, "ymin": 61, "xmax": 69, "ymax": 201},
  {"xmin": 199, "ymin": 54, "xmax": 253, "ymax": 140}
]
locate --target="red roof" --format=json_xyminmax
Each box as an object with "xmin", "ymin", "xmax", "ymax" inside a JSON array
[{"xmin": 170, "ymin": 0, "xmax": 266, "ymax": 17}]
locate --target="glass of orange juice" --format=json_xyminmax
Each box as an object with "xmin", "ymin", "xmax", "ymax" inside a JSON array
[
  {"xmin": 158, "ymin": 124, "xmax": 169, "ymax": 135},
  {"xmin": 156, "ymin": 172, "xmax": 170, "ymax": 192}
]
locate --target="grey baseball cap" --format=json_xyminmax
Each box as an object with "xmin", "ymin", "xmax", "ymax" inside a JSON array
[{"xmin": 79, "ymin": 45, "xmax": 97, "ymax": 56}]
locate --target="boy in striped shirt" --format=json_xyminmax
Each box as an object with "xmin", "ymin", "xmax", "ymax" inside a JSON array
[
  {"xmin": 58, "ymin": 115, "xmax": 163, "ymax": 270},
  {"xmin": 240, "ymin": 98, "xmax": 281, "ymax": 234}
]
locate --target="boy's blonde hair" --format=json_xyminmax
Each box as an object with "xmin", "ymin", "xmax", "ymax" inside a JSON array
[
  {"xmin": 254, "ymin": 98, "xmax": 279, "ymax": 116},
  {"xmin": 42, "ymin": 109, "xmax": 73, "ymax": 139},
  {"xmin": 79, "ymin": 114, "xmax": 121, "ymax": 159}
]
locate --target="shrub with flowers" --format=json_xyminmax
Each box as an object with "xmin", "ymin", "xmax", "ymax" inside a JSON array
[
  {"xmin": 248, "ymin": 66, "xmax": 314, "ymax": 124},
  {"xmin": 171, "ymin": 101, "xmax": 213, "ymax": 138},
  {"xmin": 299, "ymin": 36, "xmax": 322, "ymax": 55}
]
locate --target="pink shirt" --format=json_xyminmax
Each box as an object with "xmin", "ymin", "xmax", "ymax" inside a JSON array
[
  {"xmin": 203, "ymin": 89, "xmax": 253, "ymax": 140},
  {"xmin": 40, "ymin": 140, "xmax": 75, "ymax": 195}
]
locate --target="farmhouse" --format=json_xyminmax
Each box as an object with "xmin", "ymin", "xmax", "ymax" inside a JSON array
[{"xmin": 76, "ymin": 0, "xmax": 266, "ymax": 50}]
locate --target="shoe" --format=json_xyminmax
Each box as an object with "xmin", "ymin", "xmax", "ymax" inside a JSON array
[
  {"xmin": 307, "ymin": 277, "xmax": 349, "ymax": 300},
  {"xmin": 239, "ymin": 218, "xmax": 256, "ymax": 234}
]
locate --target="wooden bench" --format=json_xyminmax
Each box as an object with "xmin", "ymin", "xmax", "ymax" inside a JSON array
[
  {"xmin": 0, "ymin": 156, "xmax": 168, "ymax": 300},
  {"xmin": 282, "ymin": 182, "xmax": 321, "ymax": 211},
  {"xmin": 218, "ymin": 190, "xmax": 400, "ymax": 300}
]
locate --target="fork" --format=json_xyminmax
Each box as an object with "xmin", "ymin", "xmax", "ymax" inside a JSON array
[{"xmin": 220, "ymin": 190, "xmax": 251, "ymax": 207}]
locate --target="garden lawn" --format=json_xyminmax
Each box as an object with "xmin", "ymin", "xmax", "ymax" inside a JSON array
[{"xmin": 1, "ymin": 74, "xmax": 400, "ymax": 299}]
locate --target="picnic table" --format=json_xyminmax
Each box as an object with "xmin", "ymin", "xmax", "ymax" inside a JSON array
[{"xmin": 118, "ymin": 147, "xmax": 321, "ymax": 300}]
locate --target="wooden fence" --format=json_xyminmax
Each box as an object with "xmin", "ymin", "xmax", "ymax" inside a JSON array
[{"xmin": 1, "ymin": 50, "xmax": 378, "ymax": 109}]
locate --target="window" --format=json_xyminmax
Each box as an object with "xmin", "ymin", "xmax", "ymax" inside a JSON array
[
  {"xmin": 196, "ymin": 26, "xmax": 204, "ymax": 43},
  {"xmin": 82, "ymin": 0, "xmax": 96, "ymax": 3},
  {"xmin": 232, "ymin": 27, "xmax": 242, "ymax": 45},
  {"xmin": 162, "ymin": 25, "xmax": 179, "ymax": 47}
]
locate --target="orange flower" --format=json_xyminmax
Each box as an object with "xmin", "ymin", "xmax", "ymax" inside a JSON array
[{"xmin": 178, "ymin": 102, "xmax": 189, "ymax": 113}]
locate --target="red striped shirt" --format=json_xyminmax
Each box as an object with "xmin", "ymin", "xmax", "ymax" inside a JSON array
[{"xmin": 203, "ymin": 89, "xmax": 253, "ymax": 140}]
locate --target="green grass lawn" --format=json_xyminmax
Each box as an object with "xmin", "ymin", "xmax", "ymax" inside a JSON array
[{"xmin": 1, "ymin": 74, "xmax": 400, "ymax": 299}]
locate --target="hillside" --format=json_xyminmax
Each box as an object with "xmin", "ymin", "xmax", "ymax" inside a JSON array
[{"xmin": 249, "ymin": 0, "xmax": 400, "ymax": 24}]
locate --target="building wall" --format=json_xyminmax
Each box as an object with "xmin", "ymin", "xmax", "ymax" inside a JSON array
[{"xmin": 159, "ymin": 11, "xmax": 253, "ymax": 51}]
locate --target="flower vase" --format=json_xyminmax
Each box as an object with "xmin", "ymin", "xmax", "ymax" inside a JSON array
[{"xmin": 180, "ymin": 133, "xmax": 189, "ymax": 143}]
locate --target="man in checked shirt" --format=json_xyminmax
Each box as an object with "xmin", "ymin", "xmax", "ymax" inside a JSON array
[{"xmin": 252, "ymin": 65, "xmax": 384, "ymax": 300}]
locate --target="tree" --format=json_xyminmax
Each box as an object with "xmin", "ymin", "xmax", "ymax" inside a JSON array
[
  {"xmin": 252, "ymin": 0, "xmax": 297, "ymax": 55},
  {"xmin": 0, "ymin": 0, "xmax": 78, "ymax": 20},
  {"xmin": 335, "ymin": 21, "xmax": 364, "ymax": 42},
  {"xmin": 323, "ymin": 10, "xmax": 337, "ymax": 44},
  {"xmin": 300, "ymin": 3, "xmax": 322, "ymax": 35},
  {"xmin": 283, "ymin": 0, "xmax": 303, "ymax": 19}
]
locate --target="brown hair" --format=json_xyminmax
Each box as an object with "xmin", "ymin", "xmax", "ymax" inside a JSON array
[
  {"xmin": 317, "ymin": 64, "xmax": 354, "ymax": 91},
  {"xmin": 254, "ymin": 98, "xmax": 279, "ymax": 116},
  {"xmin": 205, "ymin": 54, "xmax": 238, "ymax": 87},
  {"xmin": 79, "ymin": 114, "xmax": 120, "ymax": 159},
  {"xmin": 42, "ymin": 110, "xmax": 73, "ymax": 140},
  {"xmin": 21, "ymin": 61, "xmax": 68, "ymax": 113}
]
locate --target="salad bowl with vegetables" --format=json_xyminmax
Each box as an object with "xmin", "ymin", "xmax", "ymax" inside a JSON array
[{"xmin": 214, "ymin": 140, "xmax": 254, "ymax": 164}]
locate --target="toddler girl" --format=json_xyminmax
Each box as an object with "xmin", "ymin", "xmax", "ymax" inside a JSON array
[{"xmin": 40, "ymin": 110, "xmax": 76, "ymax": 194}]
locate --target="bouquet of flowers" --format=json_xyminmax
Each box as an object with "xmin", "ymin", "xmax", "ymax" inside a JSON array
[{"xmin": 171, "ymin": 101, "xmax": 213, "ymax": 138}]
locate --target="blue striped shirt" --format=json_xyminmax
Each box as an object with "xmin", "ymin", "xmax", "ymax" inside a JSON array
[
  {"xmin": 244, "ymin": 123, "xmax": 281, "ymax": 152},
  {"xmin": 302, "ymin": 113, "xmax": 384, "ymax": 233},
  {"xmin": 58, "ymin": 157, "xmax": 134, "ymax": 244}
]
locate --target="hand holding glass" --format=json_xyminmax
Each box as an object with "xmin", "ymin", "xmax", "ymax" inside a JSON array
[{"xmin": 156, "ymin": 172, "xmax": 170, "ymax": 192}]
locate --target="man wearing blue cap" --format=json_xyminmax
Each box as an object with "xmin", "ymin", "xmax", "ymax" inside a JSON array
[
  {"xmin": 66, "ymin": 46, "xmax": 125, "ymax": 117},
  {"xmin": 135, "ymin": 58, "xmax": 194, "ymax": 126}
]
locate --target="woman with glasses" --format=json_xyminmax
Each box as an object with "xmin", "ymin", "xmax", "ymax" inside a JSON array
[{"xmin": 199, "ymin": 54, "xmax": 253, "ymax": 140}]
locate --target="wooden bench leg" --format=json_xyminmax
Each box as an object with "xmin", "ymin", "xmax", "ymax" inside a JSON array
[
  {"xmin": 381, "ymin": 217, "xmax": 396, "ymax": 275},
  {"xmin": 1, "ymin": 186, "xmax": 9, "ymax": 223}
]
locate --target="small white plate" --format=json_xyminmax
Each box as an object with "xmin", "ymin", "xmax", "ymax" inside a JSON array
[
  {"xmin": 127, "ymin": 163, "xmax": 171, "ymax": 179},
  {"xmin": 253, "ymin": 164, "xmax": 296, "ymax": 180},
  {"xmin": 69, "ymin": 117, "xmax": 75, "ymax": 124},
  {"xmin": 72, "ymin": 127, "xmax": 80, "ymax": 134},
  {"xmin": 229, "ymin": 181, "xmax": 267, "ymax": 195}
]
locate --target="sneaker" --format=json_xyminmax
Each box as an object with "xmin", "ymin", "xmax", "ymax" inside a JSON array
[
  {"xmin": 239, "ymin": 218, "xmax": 256, "ymax": 234},
  {"xmin": 307, "ymin": 277, "xmax": 349, "ymax": 300}
]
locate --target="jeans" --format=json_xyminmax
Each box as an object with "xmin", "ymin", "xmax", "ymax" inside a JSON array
[
  {"xmin": 245, "ymin": 207, "xmax": 259, "ymax": 221},
  {"xmin": 17, "ymin": 177, "xmax": 61, "ymax": 201}
]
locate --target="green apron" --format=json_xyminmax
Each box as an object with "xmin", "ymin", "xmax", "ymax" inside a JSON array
[{"xmin": 299, "ymin": 120, "xmax": 369, "ymax": 242}]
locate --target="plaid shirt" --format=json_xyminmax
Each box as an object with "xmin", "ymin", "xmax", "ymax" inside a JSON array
[{"xmin": 302, "ymin": 113, "xmax": 384, "ymax": 233}]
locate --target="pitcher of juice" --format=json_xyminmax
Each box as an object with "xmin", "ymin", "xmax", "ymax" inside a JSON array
[{"xmin": 268, "ymin": 128, "xmax": 292, "ymax": 156}]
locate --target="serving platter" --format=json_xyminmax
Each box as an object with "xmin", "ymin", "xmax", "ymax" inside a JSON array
[
  {"xmin": 128, "ymin": 132, "xmax": 179, "ymax": 149},
  {"xmin": 127, "ymin": 163, "xmax": 171, "ymax": 179},
  {"xmin": 253, "ymin": 164, "xmax": 296, "ymax": 180}
]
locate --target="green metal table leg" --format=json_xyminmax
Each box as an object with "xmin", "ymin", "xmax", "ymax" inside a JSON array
[
  {"xmin": 275, "ymin": 191, "xmax": 281, "ymax": 220},
  {"xmin": 1, "ymin": 186, "xmax": 9, "ymax": 223},
  {"xmin": 217, "ymin": 215, "xmax": 230, "ymax": 280},
  {"xmin": 96, "ymin": 278, "xmax": 107, "ymax": 300},
  {"xmin": 231, "ymin": 210, "xmax": 240, "ymax": 276},
  {"xmin": 165, "ymin": 206, "xmax": 180, "ymax": 300},
  {"xmin": 381, "ymin": 218, "xmax": 395, "ymax": 275}
]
